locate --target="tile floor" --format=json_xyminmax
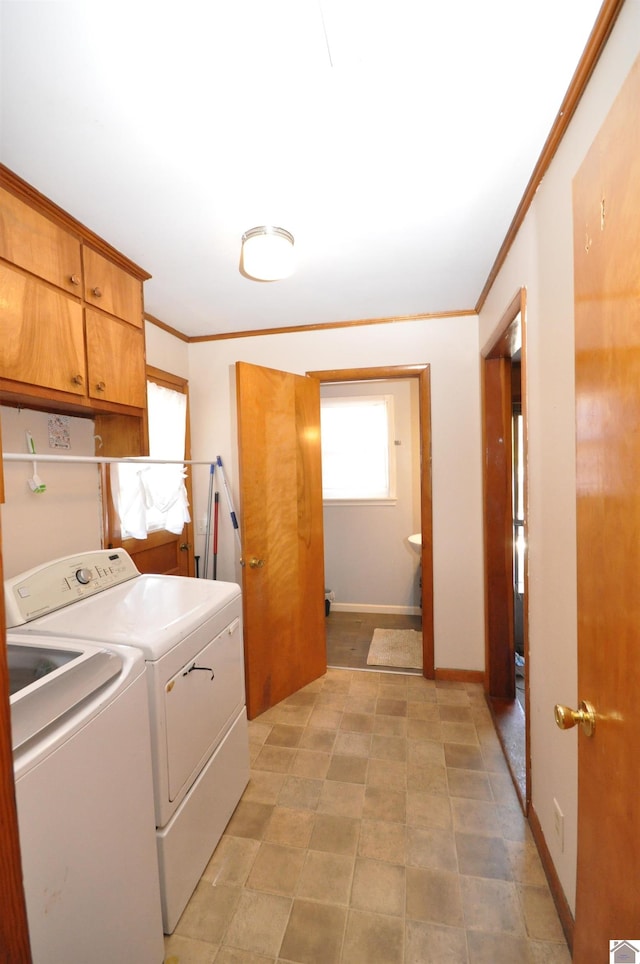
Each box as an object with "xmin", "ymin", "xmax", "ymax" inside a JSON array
[{"xmin": 164, "ymin": 669, "xmax": 571, "ymax": 964}]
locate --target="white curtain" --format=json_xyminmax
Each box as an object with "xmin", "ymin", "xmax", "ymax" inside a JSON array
[{"xmin": 110, "ymin": 381, "xmax": 191, "ymax": 539}]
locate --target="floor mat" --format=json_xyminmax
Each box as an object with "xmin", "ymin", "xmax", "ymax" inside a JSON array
[{"xmin": 366, "ymin": 628, "xmax": 422, "ymax": 669}]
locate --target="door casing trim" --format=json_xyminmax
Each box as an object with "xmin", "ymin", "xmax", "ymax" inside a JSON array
[
  {"xmin": 308, "ymin": 364, "xmax": 434, "ymax": 679},
  {"xmin": 480, "ymin": 287, "xmax": 530, "ymax": 811}
]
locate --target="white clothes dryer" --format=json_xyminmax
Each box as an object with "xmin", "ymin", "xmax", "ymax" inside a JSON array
[{"xmin": 5, "ymin": 549, "xmax": 250, "ymax": 933}]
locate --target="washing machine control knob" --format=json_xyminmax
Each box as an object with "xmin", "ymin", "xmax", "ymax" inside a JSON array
[{"xmin": 76, "ymin": 568, "xmax": 93, "ymax": 585}]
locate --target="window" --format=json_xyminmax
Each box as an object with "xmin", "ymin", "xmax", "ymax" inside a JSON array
[
  {"xmin": 110, "ymin": 380, "xmax": 190, "ymax": 538},
  {"xmin": 320, "ymin": 394, "xmax": 396, "ymax": 502}
]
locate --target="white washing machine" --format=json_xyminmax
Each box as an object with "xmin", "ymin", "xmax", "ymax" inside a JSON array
[
  {"xmin": 8, "ymin": 632, "xmax": 164, "ymax": 964},
  {"xmin": 5, "ymin": 549, "xmax": 250, "ymax": 934}
]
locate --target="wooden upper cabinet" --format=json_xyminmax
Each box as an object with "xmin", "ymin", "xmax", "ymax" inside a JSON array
[
  {"xmin": 0, "ymin": 261, "xmax": 85, "ymax": 396},
  {"xmin": 83, "ymin": 246, "xmax": 143, "ymax": 328},
  {"xmin": 0, "ymin": 185, "xmax": 82, "ymax": 294},
  {"xmin": 0, "ymin": 167, "xmax": 150, "ymax": 423},
  {"xmin": 85, "ymin": 309, "xmax": 146, "ymax": 408}
]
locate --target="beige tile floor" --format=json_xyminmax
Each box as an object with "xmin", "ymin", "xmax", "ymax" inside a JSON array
[{"xmin": 164, "ymin": 669, "xmax": 571, "ymax": 964}]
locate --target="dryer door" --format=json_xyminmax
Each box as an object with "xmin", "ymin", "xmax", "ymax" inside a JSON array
[{"xmin": 164, "ymin": 617, "xmax": 243, "ymax": 802}]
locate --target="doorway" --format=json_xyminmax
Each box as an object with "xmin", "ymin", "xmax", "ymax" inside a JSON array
[
  {"xmin": 481, "ymin": 289, "xmax": 530, "ymax": 810},
  {"xmin": 321, "ymin": 378, "xmax": 421, "ymax": 672},
  {"xmin": 308, "ymin": 364, "xmax": 434, "ymax": 679}
]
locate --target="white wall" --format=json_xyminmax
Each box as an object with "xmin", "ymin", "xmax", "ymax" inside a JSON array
[
  {"xmin": 183, "ymin": 314, "xmax": 485, "ymax": 672},
  {"xmin": 322, "ymin": 379, "xmax": 421, "ymax": 613},
  {"xmin": 145, "ymin": 321, "xmax": 190, "ymax": 379},
  {"xmin": 0, "ymin": 406, "xmax": 102, "ymax": 578},
  {"xmin": 478, "ymin": 1, "xmax": 640, "ymax": 913}
]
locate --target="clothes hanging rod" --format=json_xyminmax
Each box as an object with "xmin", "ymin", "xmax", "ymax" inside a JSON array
[{"xmin": 2, "ymin": 452, "xmax": 216, "ymax": 466}]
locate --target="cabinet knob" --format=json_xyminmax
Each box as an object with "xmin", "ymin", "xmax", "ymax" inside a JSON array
[
  {"xmin": 96, "ymin": 381, "xmax": 106, "ymax": 392},
  {"xmin": 70, "ymin": 274, "xmax": 81, "ymax": 286},
  {"xmin": 71, "ymin": 373, "xmax": 84, "ymax": 386},
  {"xmin": 91, "ymin": 286, "xmax": 103, "ymax": 298}
]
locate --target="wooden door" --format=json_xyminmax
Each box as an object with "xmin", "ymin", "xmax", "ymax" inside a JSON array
[
  {"xmin": 482, "ymin": 353, "xmax": 516, "ymax": 700},
  {"xmin": 236, "ymin": 361, "xmax": 326, "ymax": 719},
  {"xmin": 572, "ymin": 54, "xmax": 640, "ymax": 961},
  {"xmin": 0, "ymin": 420, "xmax": 33, "ymax": 961}
]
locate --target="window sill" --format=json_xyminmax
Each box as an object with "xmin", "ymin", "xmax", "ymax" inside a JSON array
[{"xmin": 323, "ymin": 498, "xmax": 398, "ymax": 507}]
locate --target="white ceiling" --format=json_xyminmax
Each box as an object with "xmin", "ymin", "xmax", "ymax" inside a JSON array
[{"xmin": 1, "ymin": 1, "xmax": 604, "ymax": 338}]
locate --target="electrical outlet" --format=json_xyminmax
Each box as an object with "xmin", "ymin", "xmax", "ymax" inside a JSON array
[
  {"xmin": 553, "ymin": 798, "xmax": 564, "ymax": 852},
  {"xmin": 197, "ymin": 518, "xmax": 207, "ymax": 535}
]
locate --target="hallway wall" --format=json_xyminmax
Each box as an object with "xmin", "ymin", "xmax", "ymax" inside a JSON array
[{"xmin": 478, "ymin": 0, "xmax": 640, "ymax": 913}]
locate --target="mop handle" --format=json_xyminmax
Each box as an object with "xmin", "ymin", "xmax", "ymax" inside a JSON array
[
  {"xmin": 216, "ymin": 455, "xmax": 242, "ymax": 548},
  {"xmin": 213, "ymin": 491, "xmax": 219, "ymax": 580},
  {"xmin": 202, "ymin": 463, "xmax": 215, "ymax": 579},
  {"xmin": 213, "ymin": 492, "xmax": 220, "ymax": 555}
]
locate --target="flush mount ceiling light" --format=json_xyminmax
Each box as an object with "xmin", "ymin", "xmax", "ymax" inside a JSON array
[{"xmin": 241, "ymin": 225, "xmax": 295, "ymax": 281}]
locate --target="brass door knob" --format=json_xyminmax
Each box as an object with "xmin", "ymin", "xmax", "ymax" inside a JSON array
[
  {"xmin": 179, "ymin": 543, "xmax": 191, "ymax": 551},
  {"xmin": 249, "ymin": 557, "xmax": 265, "ymax": 568},
  {"xmin": 554, "ymin": 700, "xmax": 596, "ymax": 737}
]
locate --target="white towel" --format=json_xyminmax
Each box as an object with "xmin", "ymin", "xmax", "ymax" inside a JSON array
[
  {"xmin": 110, "ymin": 463, "xmax": 149, "ymax": 539},
  {"xmin": 110, "ymin": 462, "xmax": 191, "ymax": 538},
  {"xmin": 140, "ymin": 464, "xmax": 191, "ymax": 534}
]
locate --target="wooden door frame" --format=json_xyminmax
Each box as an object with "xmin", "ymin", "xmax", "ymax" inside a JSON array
[
  {"xmin": 0, "ymin": 416, "xmax": 32, "ymax": 960},
  {"xmin": 480, "ymin": 288, "xmax": 530, "ymax": 808},
  {"xmin": 307, "ymin": 364, "xmax": 434, "ymax": 679}
]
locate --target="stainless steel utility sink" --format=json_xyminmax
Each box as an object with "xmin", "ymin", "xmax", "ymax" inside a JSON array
[{"xmin": 7, "ymin": 637, "xmax": 122, "ymax": 750}]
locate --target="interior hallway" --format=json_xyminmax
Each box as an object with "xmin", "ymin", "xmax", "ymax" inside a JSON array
[{"xmin": 164, "ymin": 669, "xmax": 569, "ymax": 963}]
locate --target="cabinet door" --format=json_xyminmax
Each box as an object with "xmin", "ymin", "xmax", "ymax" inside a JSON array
[
  {"xmin": 0, "ymin": 186, "xmax": 82, "ymax": 294},
  {"xmin": 83, "ymin": 247, "xmax": 143, "ymax": 327},
  {"xmin": 0, "ymin": 262, "xmax": 85, "ymax": 395},
  {"xmin": 85, "ymin": 308, "xmax": 146, "ymax": 407}
]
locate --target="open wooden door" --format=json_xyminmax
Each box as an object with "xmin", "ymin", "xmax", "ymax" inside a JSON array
[
  {"xmin": 236, "ymin": 361, "xmax": 326, "ymax": 719},
  {"xmin": 571, "ymin": 54, "xmax": 640, "ymax": 961},
  {"xmin": 0, "ymin": 419, "xmax": 32, "ymax": 961},
  {"xmin": 482, "ymin": 353, "xmax": 516, "ymax": 700}
]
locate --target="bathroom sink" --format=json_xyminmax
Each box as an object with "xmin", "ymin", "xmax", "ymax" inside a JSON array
[{"xmin": 408, "ymin": 533, "xmax": 422, "ymax": 553}]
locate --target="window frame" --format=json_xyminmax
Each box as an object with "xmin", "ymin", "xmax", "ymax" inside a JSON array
[
  {"xmin": 101, "ymin": 366, "xmax": 194, "ymax": 575},
  {"xmin": 320, "ymin": 392, "xmax": 397, "ymax": 505}
]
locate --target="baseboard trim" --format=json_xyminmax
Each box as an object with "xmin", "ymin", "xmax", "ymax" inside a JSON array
[
  {"xmin": 330, "ymin": 603, "xmax": 421, "ymax": 616},
  {"xmin": 528, "ymin": 803, "xmax": 575, "ymax": 952},
  {"xmin": 434, "ymin": 668, "xmax": 485, "ymax": 684},
  {"xmin": 327, "ymin": 664, "xmax": 422, "ymax": 677}
]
